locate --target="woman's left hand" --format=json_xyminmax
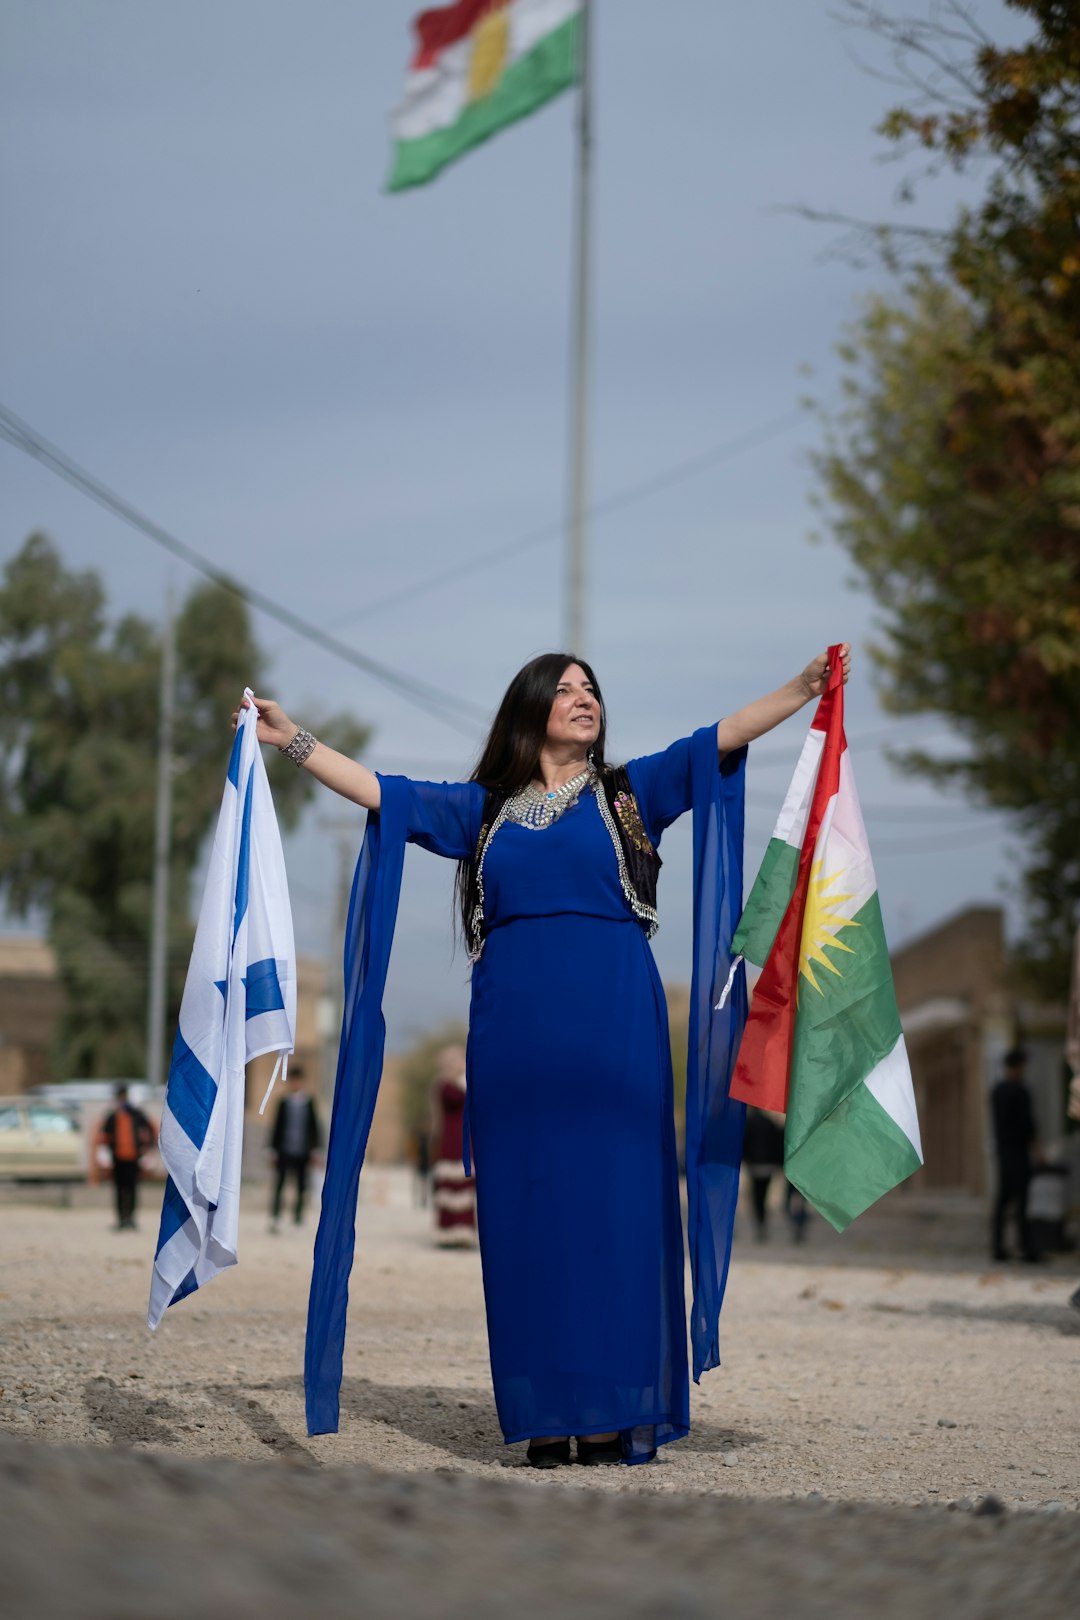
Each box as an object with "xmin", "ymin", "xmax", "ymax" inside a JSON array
[
  {"xmin": 799, "ymin": 643, "xmax": 851, "ymax": 700},
  {"xmin": 717, "ymin": 643, "xmax": 853, "ymax": 753}
]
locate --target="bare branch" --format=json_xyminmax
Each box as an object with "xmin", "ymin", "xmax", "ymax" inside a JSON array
[
  {"xmin": 776, "ymin": 202, "xmax": 951, "ymax": 269},
  {"xmin": 832, "ymin": 0, "xmax": 986, "ymax": 100},
  {"xmin": 936, "ymin": 0, "xmax": 995, "ymax": 51},
  {"xmin": 782, "ymin": 202, "xmax": 949, "ymax": 240}
]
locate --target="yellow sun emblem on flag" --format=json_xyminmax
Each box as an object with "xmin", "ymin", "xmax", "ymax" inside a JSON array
[
  {"xmin": 799, "ymin": 860, "xmax": 860, "ymax": 998},
  {"xmin": 468, "ymin": 4, "xmax": 511, "ymax": 102}
]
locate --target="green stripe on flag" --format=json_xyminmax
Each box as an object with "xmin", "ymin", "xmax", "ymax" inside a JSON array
[
  {"xmin": 782, "ymin": 889, "xmax": 912, "ymax": 1229},
  {"xmin": 785, "ymin": 1075, "xmax": 922, "ymax": 1231},
  {"xmin": 785, "ymin": 891, "xmax": 902, "ymax": 1153},
  {"xmin": 732, "ymin": 836, "xmax": 799, "ymax": 966},
  {"xmin": 388, "ymin": 13, "xmax": 580, "ymax": 192}
]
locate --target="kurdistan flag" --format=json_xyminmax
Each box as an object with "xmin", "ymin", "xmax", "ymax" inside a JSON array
[
  {"xmin": 727, "ymin": 646, "xmax": 923, "ymax": 1231},
  {"xmin": 388, "ymin": 0, "xmax": 583, "ymax": 192}
]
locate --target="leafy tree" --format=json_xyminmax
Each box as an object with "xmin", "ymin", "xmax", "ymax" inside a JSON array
[
  {"xmin": 814, "ymin": 1, "xmax": 1080, "ymax": 993},
  {"xmin": 0, "ymin": 533, "xmax": 369, "ymax": 1077}
]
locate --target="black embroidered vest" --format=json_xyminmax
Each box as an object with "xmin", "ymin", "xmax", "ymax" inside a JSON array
[{"xmin": 464, "ymin": 766, "xmax": 661, "ymax": 962}]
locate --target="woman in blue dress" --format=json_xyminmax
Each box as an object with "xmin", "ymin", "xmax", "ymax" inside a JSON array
[{"xmin": 241, "ymin": 643, "xmax": 849, "ymax": 1466}]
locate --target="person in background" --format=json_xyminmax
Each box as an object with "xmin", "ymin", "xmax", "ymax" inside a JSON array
[
  {"xmin": 269, "ymin": 1064, "xmax": 322, "ymax": 1232},
  {"xmin": 784, "ymin": 1179, "xmax": 810, "ymax": 1244},
  {"xmin": 96, "ymin": 1084, "xmax": 155, "ymax": 1232},
  {"xmin": 989, "ymin": 1046, "xmax": 1040, "ymax": 1263},
  {"xmin": 742, "ymin": 1107, "xmax": 785, "ymax": 1241},
  {"xmin": 1068, "ymin": 1073, "xmax": 1080, "ymax": 1312},
  {"xmin": 431, "ymin": 1043, "xmax": 476, "ymax": 1247},
  {"xmin": 410, "ymin": 1121, "xmax": 432, "ymax": 1209}
]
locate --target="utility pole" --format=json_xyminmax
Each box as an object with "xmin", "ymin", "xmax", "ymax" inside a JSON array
[
  {"xmin": 146, "ymin": 586, "xmax": 176, "ymax": 1089},
  {"xmin": 564, "ymin": 0, "xmax": 592, "ymax": 654}
]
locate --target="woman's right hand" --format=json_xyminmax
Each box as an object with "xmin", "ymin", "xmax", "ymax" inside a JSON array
[
  {"xmin": 232, "ymin": 692, "xmax": 382, "ymax": 811},
  {"xmin": 231, "ymin": 693, "xmax": 297, "ymax": 750}
]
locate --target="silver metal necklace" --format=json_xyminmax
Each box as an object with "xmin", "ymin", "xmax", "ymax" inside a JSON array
[{"xmin": 504, "ymin": 763, "xmax": 596, "ymax": 830}]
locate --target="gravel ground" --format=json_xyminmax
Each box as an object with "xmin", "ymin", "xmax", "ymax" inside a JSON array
[{"xmin": 2, "ymin": 1170, "xmax": 1078, "ymax": 1617}]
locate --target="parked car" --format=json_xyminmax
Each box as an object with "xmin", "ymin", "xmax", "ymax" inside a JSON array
[
  {"xmin": 29, "ymin": 1081, "xmax": 166, "ymax": 1182},
  {"xmin": 0, "ymin": 1096, "xmax": 85, "ymax": 1182}
]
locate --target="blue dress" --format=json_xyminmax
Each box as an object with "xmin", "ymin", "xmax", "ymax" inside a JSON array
[
  {"xmin": 304, "ymin": 728, "xmax": 748, "ymax": 1453},
  {"xmin": 468, "ymin": 747, "xmax": 696, "ymax": 1460}
]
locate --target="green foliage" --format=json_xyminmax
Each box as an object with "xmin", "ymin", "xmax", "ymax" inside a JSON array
[
  {"xmin": 816, "ymin": 2, "xmax": 1080, "ymax": 995},
  {"xmin": 397, "ymin": 1020, "xmax": 469, "ymax": 1139},
  {"xmin": 0, "ymin": 534, "xmax": 370, "ymax": 1077}
]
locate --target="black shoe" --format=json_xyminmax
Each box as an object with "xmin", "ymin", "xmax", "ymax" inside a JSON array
[
  {"xmin": 527, "ymin": 1439, "xmax": 571, "ymax": 1469},
  {"xmin": 576, "ymin": 1436, "xmax": 623, "ymax": 1466}
]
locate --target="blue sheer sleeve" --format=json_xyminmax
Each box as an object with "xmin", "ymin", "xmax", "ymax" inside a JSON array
[
  {"xmin": 684, "ymin": 727, "xmax": 748, "ymax": 1381},
  {"xmin": 624, "ymin": 733, "xmax": 698, "ymax": 845},
  {"xmin": 386, "ymin": 777, "xmax": 486, "ymax": 861},
  {"xmin": 629, "ymin": 725, "xmax": 750, "ymax": 1383},
  {"xmin": 305, "ymin": 775, "xmax": 482, "ymax": 1436}
]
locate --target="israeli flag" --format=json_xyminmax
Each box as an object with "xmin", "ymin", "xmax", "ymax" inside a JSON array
[{"xmin": 148, "ymin": 691, "xmax": 295, "ymax": 1329}]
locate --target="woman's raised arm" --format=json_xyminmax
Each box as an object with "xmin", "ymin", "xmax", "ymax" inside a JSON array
[
  {"xmin": 234, "ymin": 695, "xmax": 381, "ymax": 812},
  {"xmin": 716, "ymin": 645, "xmax": 851, "ymax": 754}
]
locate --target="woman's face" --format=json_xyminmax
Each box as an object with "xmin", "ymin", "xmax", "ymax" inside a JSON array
[{"xmin": 545, "ymin": 663, "xmax": 601, "ymax": 750}]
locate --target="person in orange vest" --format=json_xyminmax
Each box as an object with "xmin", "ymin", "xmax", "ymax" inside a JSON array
[{"xmin": 97, "ymin": 1085, "xmax": 155, "ymax": 1231}]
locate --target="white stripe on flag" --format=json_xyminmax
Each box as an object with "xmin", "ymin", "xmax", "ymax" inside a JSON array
[
  {"xmin": 810, "ymin": 752, "xmax": 876, "ymax": 920},
  {"xmin": 773, "ymin": 727, "xmax": 825, "ymax": 847},
  {"xmin": 392, "ymin": 0, "xmax": 581, "ymax": 141},
  {"xmin": 864, "ymin": 1035, "xmax": 923, "ymax": 1160},
  {"xmin": 148, "ymin": 691, "xmax": 294, "ymax": 1329},
  {"xmin": 392, "ymin": 42, "xmax": 471, "ymax": 141},
  {"xmin": 511, "ymin": 0, "xmax": 583, "ymax": 57}
]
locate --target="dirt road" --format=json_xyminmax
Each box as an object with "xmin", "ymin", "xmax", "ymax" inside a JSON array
[{"xmin": 1, "ymin": 1173, "xmax": 1077, "ymax": 1617}]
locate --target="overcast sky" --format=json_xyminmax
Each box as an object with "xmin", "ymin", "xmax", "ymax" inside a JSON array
[{"xmin": 1, "ymin": 1, "xmax": 1025, "ymax": 1053}]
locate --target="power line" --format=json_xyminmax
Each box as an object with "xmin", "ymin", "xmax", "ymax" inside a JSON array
[
  {"xmin": 365, "ymin": 729, "xmax": 982, "ymax": 786},
  {"xmin": 870, "ymin": 824, "xmax": 1007, "ymax": 857},
  {"xmin": 745, "ymin": 803, "xmax": 995, "ymax": 828},
  {"xmin": 749, "ymin": 725, "xmax": 977, "ymax": 765},
  {"xmin": 0, "ymin": 404, "xmax": 488, "ymax": 738},
  {"xmin": 310, "ymin": 409, "xmax": 806, "ymax": 635},
  {"xmin": 852, "ymin": 804, "xmax": 998, "ymax": 824}
]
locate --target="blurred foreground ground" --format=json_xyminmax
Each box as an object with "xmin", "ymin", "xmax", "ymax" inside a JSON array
[{"xmin": 1, "ymin": 1169, "xmax": 1078, "ymax": 1619}]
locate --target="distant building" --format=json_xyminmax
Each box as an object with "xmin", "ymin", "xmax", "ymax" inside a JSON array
[
  {"xmin": 0, "ymin": 936, "xmax": 63, "ymax": 1094},
  {"xmin": 891, "ymin": 905, "xmax": 1069, "ymax": 1197},
  {"xmin": 6, "ymin": 911, "xmax": 1070, "ymax": 1193},
  {"xmin": 0, "ymin": 931, "xmax": 408, "ymax": 1178}
]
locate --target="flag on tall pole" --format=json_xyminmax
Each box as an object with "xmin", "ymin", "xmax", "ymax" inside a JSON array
[
  {"xmin": 148, "ymin": 692, "xmax": 295, "ymax": 1328},
  {"xmin": 726, "ymin": 647, "xmax": 923, "ymax": 1230},
  {"xmin": 388, "ymin": 0, "xmax": 584, "ymax": 192}
]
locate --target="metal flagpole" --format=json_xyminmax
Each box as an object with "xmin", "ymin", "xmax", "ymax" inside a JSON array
[
  {"xmin": 146, "ymin": 585, "xmax": 176, "ymax": 1090},
  {"xmin": 564, "ymin": 0, "xmax": 592, "ymax": 654}
]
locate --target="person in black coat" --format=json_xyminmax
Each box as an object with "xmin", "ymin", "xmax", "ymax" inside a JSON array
[
  {"xmin": 742, "ymin": 1107, "xmax": 786, "ymax": 1241},
  {"xmin": 269, "ymin": 1065, "xmax": 322, "ymax": 1230},
  {"xmin": 990, "ymin": 1047, "xmax": 1040, "ymax": 1263}
]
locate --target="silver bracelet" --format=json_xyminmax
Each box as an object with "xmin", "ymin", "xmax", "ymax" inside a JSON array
[{"xmin": 279, "ymin": 726, "xmax": 317, "ymax": 767}]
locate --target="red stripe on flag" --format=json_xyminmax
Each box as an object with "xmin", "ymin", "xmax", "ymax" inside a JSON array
[
  {"xmin": 729, "ymin": 645, "xmax": 847, "ymax": 1113},
  {"xmin": 411, "ymin": 0, "xmax": 509, "ymax": 69}
]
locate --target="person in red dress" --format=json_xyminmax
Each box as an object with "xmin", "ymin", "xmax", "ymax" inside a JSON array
[{"xmin": 431, "ymin": 1043, "xmax": 476, "ymax": 1247}]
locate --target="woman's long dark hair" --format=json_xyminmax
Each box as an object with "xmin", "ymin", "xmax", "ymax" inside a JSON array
[{"xmin": 455, "ymin": 652, "xmax": 607, "ymax": 944}]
